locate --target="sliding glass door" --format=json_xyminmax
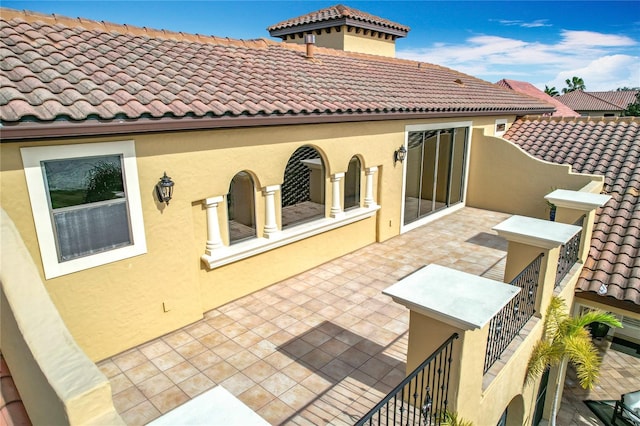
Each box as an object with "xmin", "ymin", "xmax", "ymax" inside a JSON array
[{"xmin": 403, "ymin": 125, "xmax": 468, "ymax": 226}]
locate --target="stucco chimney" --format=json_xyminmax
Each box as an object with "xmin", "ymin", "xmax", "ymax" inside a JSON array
[{"xmin": 304, "ymin": 34, "xmax": 315, "ymax": 58}]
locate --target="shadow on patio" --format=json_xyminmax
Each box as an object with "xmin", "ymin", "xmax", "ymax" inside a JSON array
[{"xmin": 97, "ymin": 207, "xmax": 511, "ymax": 425}]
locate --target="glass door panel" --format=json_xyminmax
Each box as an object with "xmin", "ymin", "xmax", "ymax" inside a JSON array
[{"xmin": 403, "ymin": 126, "xmax": 468, "ymax": 226}]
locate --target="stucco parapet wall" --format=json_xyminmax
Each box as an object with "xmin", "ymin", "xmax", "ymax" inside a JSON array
[
  {"xmin": 544, "ymin": 189, "xmax": 611, "ymax": 211},
  {"xmin": 201, "ymin": 205, "xmax": 379, "ymax": 269},
  {"xmin": 383, "ymin": 264, "xmax": 521, "ymax": 331},
  {"xmin": 0, "ymin": 208, "xmax": 124, "ymax": 425},
  {"xmin": 493, "ymin": 215, "xmax": 582, "ymax": 249}
]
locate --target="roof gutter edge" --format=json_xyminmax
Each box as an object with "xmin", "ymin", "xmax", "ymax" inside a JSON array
[{"xmin": 1, "ymin": 109, "xmax": 554, "ymax": 141}]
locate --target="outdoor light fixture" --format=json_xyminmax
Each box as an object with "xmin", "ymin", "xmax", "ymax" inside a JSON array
[
  {"xmin": 394, "ymin": 145, "xmax": 407, "ymax": 164},
  {"xmin": 155, "ymin": 172, "xmax": 174, "ymax": 205}
]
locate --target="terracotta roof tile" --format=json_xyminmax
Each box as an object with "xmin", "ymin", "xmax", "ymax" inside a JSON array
[
  {"xmin": 267, "ymin": 4, "xmax": 410, "ymax": 35},
  {"xmin": 0, "ymin": 8, "xmax": 553, "ymax": 128},
  {"xmin": 505, "ymin": 116, "xmax": 640, "ymax": 306},
  {"xmin": 556, "ymin": 90, "xmax": 639, "ymax": 112},
  {"xmin": 496, "ymin": 79, "xmax": 580, "ymax": 117}
]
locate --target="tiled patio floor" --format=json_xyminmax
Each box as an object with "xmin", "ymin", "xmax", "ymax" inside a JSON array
[
  {"xmin": 96, "ymin": 206, "xmax": 635, "ymax": 426},
  {"xmin": 98, "ymin": 207, "xmax": 511, "ymax": 425}
]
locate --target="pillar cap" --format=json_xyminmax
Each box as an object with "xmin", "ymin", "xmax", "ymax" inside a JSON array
[
  {"xmin": 383, "ymin": 264, "xmax": 520, "ymax": 331},
  {"xmin": 493, "ymin": 215, "xmax": 581, "ymax": 249},
  {"xmin": 545, "ymin": 189, "xmax": 611, "ymax": 211}
]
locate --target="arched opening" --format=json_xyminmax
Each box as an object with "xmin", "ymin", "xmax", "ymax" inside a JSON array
[
  {"xmin": 227, "ymin": 171, "xmax": 256, "ymax": 243},
  {"xmin": 281, "ymin": 146, "xmax": 325, "ymax": 228},
  {"xmin": 344, "ymin": 156, "xmax": 361, "ymax": 210}
]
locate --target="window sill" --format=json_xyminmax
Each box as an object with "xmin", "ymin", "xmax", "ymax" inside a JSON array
[{"xmin": 201, "ymin": 205, "xmax": 380, "ymax": 270}]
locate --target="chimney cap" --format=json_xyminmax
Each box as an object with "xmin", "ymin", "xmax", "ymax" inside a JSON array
[{"xmin": 304, "ymin": 34, "xmax": 316, "ymax": 44}]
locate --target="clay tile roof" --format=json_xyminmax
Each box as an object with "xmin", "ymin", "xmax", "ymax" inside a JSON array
[
  {"xmin": 556, "ymin": 90, "xmax": 639, "ymax": 112},
  {"xmin": 496, "ymin": 79, "xmax": 580, "ymax": 117},
  {"xmin": 267, "ymin": 4, "xmax": 410, "ymax": 37},
  {"xmin": 0, "ymin": 7, "xmax": 553, "ymax": 134},
  {"xmin": 504, "ymin": 116, "xmax": 640, "ymax": 307}
]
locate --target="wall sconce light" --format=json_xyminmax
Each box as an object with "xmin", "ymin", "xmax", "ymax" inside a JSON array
[
  {"xmin": 155, "ymin": 172, "xmax": 174, "ymax": 205},
  {"xmin": 394, "ymin": 145, "xmax": 407, "ymax": 164}
]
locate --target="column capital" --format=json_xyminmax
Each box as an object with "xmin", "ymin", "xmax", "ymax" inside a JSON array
[
  {"xmin": 205, "ymin": 195, "xmax": 224, "ymax": 206},
  {"xmin": 262, "ymin": 185, "xmax": 281, "ymax": 195},
  {"xmin": 365, "ymin": 166, "xmax": 378, "ymax": 174},
  {"xmin": 331, "ymin": 172, "xmax": 345, "ymax": 181}
]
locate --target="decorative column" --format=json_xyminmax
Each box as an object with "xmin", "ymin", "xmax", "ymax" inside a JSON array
[
  {"xmin": 364, "ymin": 166, "xmax": 378, "ymax": 208},
  {"xmin": 262, "ymin": 185, "xmax": 280, "ymax": 238},
  {"xmin": 204, "ymin": 196, "xmax": 224, "ymax": 255},
  {"xmin": 330, "ymin": 172, "xmax": 345, "ymax": 218},
  {"xmin": 544, "ymin": 189, "xmax": 610, "ymax": 262}
]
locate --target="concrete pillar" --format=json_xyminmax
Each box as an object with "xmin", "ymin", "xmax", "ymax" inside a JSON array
[
  {"xmin": 204, "ymin": 196, "xmax": 224, "ymax": 254},
  {"xmin": 262, "ymin": 185, "xmax": 280, "ymax": 238}
]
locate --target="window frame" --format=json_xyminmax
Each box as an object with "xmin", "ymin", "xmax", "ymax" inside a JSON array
[
  {"xmin": 401, "ymin": 121, "xmax": 472, "ymax": 233},
  {"xmin": 21, "ymin": 140, "xmax": 147, "ymax": 279}
]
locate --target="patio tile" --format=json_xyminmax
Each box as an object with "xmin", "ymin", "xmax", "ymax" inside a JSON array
[
  {"xmin": 174, "ymin": 340, "xmax": 208, "ymax": 359},
  {"xmin": 257, "ymin": 398, "xmax": 297, "ymax": 425},
  {"xmin": 162, "ymin": 330, "xmax": 195, "ymax": 348},
  {"xmin": 226, "ymin": 349, "xmax": 260, "ymax": 371},
  {"xmin": 149, "ymin": 385, "xmax": 190, "ymax": 414},
  {"xmin": 112, "ymin": 349, "xmax": 147, "ymax": 372},
  {"xmin": 113, "ymin": 385, "xmax": 147, "ymax": 413},
  {"xmin": 139, "ymin": 340, "xmax": 172, "ymax": 359},
  {"xmin": 261, "ymin": 371, "xmax": 298, "ymax": 397},
  {"xmin": 189, "ymin": 349, "xmax": 222, "ymax": 370},
  {"xmin": 125, "ymin": 361, "xmax": 161, "ymax": 385},
  {"xmin": 177, "ymin": 373, "xmax": 215, "ymax": 398},
  {"xmin": 220, "ymin": 371, "xmax": 256, "ymax": 396},
  {"xmin": 280, "ymin": 383, "xmax": 317, "ymax": 411},
  {"xmin": 110, "ymin": 372, "xmax": 134, "ymax": 394},
  {"xmin": 121, "ymin": 400, "xmax": 161, "ymax": 426},
  {"xmin": 137, "ymin": 373, "xmax": 173, "ymax": 399},
  {"xmin": 150, "ymin": 350, "xmax": 185, "ymax": 372},
  {"xmin": 101, "ymin": 208, "xmax": 520, "ymax": 425},
  {"xmin": 164, "ymin": 361, "xmax": 199, "ymax": 384},
  {"xmin": 202, "ymin": 360, "xmax": 238, "ymax": 383},
  {"xmin": 238, "ymin": 384, "xmax": 277, "ymax": 411}
]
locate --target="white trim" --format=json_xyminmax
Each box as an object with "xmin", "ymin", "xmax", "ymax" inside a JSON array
[
  {"xmin": 201, "ymin": 205, "xmax": 379, "ymax": 269},
  {"xmin": 21, "ymin": 140, "xmax": 146, "ymax": 279},
  {"xmin": 400, "ymin": 122, "xmax": 472, "ymax": 234},
  {"xmin": 495, "ymin": 118, "xmax": 508, "ymax": 137}
]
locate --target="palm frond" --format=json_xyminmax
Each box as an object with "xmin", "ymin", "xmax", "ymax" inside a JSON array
[
  {"xmin": 526, "ymin": 340, "xmax": 560, "ymax": 384},
  {"xmin": 544, "ymin": 296, "xmax": 569, "ymax": 340},
  {"xmin": 564, "ymin": 329, "xmax": 601, "ymax": 389},
  {"xmin": 571, "ymin": 311, "xmax": 622, "ymax": 331}
]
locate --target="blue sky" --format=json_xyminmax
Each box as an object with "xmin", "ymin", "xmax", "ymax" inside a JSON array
[{"xmin": 4, "ymin": 1, "xmax": 640, "ymax": 91}]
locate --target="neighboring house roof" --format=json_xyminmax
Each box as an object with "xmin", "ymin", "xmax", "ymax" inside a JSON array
[
  {"xmin": 496, "ymin": 79, "xmax": 580, "ymax": 117},
  {"xmin": 267, "ymin": 4, "xmax": 410, "ymax": 38},
  {"xmin": 556, "ymin": 90, "xmax": 639, "ymax": 113},
  {"xmin": 0, "ymin": 8, "xmax": 553, "ymax": 140},
  {"xmin": 505, "ymin": 116, "xmax": 640, "ymax": 309}
]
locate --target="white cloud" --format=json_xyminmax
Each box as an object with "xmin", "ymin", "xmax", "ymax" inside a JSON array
[
  {"xmin": 397, "ymin": 29, "xmax": 640, "ymax": 91},
  {"xmin": 496, "ymin": 19, "xmax": 551, "ymax": 28},
  {"xmin": 552, "ymin": 55, "xmax": 640, "ymax": 91}
]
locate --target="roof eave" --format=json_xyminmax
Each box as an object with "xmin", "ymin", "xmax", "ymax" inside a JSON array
[
  {"xmin": 269, "ymin": 17, "xmax": 409, "ymax": 39},
  {"xmin": 0, "ymin": 108, "xmax": 553, "ymax": 141}
]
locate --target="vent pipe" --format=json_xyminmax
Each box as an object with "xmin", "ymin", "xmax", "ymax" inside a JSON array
[{"xmin": 304, "ymin": 34, "xmax": 316, "ymax": 58}]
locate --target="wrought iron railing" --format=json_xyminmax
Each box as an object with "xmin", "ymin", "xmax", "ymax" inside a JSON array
[
  {"xmin": 484, "ymin": 253, "xmax": 544, "ymax": 374},
  {"xmin": 555, "ymin": 216, "xmax": 584, "ymax": 287},
  {"xmin": 356, "ymin": 333, "xmax": 459, "ymax": 426}
]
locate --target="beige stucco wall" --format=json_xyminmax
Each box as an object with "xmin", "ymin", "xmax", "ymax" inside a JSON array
[
  {"xmin": 281, "ymin": 25, "xmax": 396, "ymax": 57},
  {"xmin": 1, "ymin": 209, "xmax": 123, "ymax": 425},
  {"xmin": 466, "ymin": 129, "xmax": 604, "ymax": 218},
  {"xmin": 0, "ymin": 115, "xmax": 602, "ymax": 361}
]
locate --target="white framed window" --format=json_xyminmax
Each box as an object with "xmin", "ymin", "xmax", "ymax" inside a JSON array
[{"xmin": 21, "ymin": 140, "xmax": 146, "ymax": 279}]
